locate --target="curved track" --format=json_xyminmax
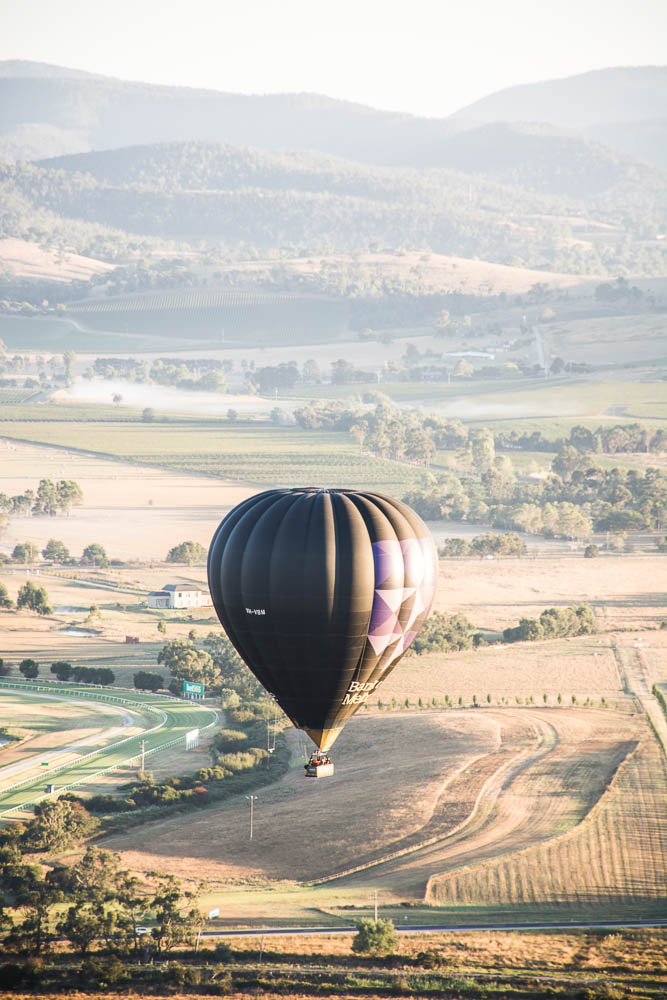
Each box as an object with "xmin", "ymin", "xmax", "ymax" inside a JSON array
[{"xmin": 0, "ymin": 679, "xmax": 217, "ymax": 816}]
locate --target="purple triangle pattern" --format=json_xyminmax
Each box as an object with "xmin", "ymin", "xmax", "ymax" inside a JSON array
[{"xmin": 367, "ymin": 535, "xmax": 438, "ymax": 669}]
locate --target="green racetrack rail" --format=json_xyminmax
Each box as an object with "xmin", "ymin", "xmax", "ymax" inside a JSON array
[{"xmin": 0, "ymin": 680, "xmax": 218, "ymax": 817}]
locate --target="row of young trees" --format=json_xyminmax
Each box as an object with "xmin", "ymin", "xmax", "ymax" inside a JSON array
[{"xmin": 0, "ymin": 658, "xmax": 114, "ymax": 684}]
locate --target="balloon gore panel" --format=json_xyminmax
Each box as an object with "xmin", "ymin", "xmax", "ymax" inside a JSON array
[{"xmin": 207, "ymin": 488, "xmax": 437, "ymax": 750}]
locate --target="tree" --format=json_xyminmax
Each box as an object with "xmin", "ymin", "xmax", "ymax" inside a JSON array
[
  {"xmin": 59, "ymin": 903, "xmax": 105, "ymax": 955},
  {"xmin": 411, "ymin": 612, "xmax": 473, "ymax": 654},
  {"xmin": 42, "ymin": 538, "xmax": 70, "ymax": 563},
  {"xmin": 584, "ymin": 544, "xmax": 599, "ymax": 558},
  {"xmin": 12, "ymin": 542, "xmax": 38, "ymax": 563},
  {"xmin": 51, "ymin": 661, "xmax": 73, "ymax": 681},
  {"xmin": 471, "ymin": 428, "xmax": 495, "ymax": 471},
  {"xmin": 19, "ymin": 658, "xmax": 39, "ymax": 679},
  {"xmin": 166, "ymin": 540, "xmax": 207, "ymax": 565},
  {"xmin": 112, "ymin": 393, "xmax": 123, "ymax": 405},
  {"xmin": 226, "ymin": 408, "xmax": 238, "ymax": 423},
  {"xmin": 17, "ymin": 582, "xmax": 52, "ymax": 616},
  {"xmin": 63, "ymin": 350, "xmax": 76, "ymax": 385},
  {"xmin": 0, "ymin": 582, "xmax": 14, "ymax": 608},
  {"xmin": 0, "ymin": 657, "xmax": 10, "ymax": 675},
  {"xmin": 142, "ymin": 407, "xmax": 155, "ymax": 422},
  {"xmin": 134, "ymin": 671, "xmax": 164, "ymax": 692},
  {"xmin": 157, "ymin": 619, "xmax": 167, "ymax": 634},
  {"xmin": 22, "ymin": 799, "xmax": 98, "ymax": 852},
  {"xmin": 157, "ymin": 639, "xmax": 219, "ymax": 689},
  {"xmin": 55, "ymin": 480, "xmax": 83, "ymax": 514},
  {"xmin": 351, "ymin": 919, "xmax": 397, "ymax": 957},
  {"xmin": 81, "ymin": 543, "xmax": 109, "ymax": 567},
  {"xmin": 32, "ymin": 479, "xmax": 58, "ymax": 516},
  {"xmin": 453, "ymin": 359, "xmax": 474, "ymax": 378},
  {"xmin": 150, "ymin": 876, "xmax": 202, "ymax": 953}
]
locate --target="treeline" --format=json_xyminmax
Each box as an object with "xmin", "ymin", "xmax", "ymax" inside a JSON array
[
  {"xmin": 439, "ymin": 533, "xmax": 527, "ymax": 557},
  {"xmin": 295, "ymin": 400, "xmax": 667, "ymax": 458},
  {"xmin": 503, "ymin": 604, "xmax": 597, "ymax": 643},
  {"xmin": 3, "ymin": 147, "xmax": 666, "ymax": 277},
  {"xmin": 293, "ymin": 399, "xmax": 666, "ymax": 538},
  {"xmin": 91, "ymin": 356, "xmax": 228, "ymax": 392},
  {"xmin": 0, "ymin": 819, "xmax": 204, "ymax": 962},
  {"xmin": 4, "ymin": 658, "xmax": 115, "ymax": 684},
  {"xmin": 0, "ymin": 479, "xmax": 82, "ymax": 516},
  {"xmin": 498, "ymin": 422, "xmax": 667, "ymax": 456}
]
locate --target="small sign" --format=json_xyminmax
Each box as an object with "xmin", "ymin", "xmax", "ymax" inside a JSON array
[
  {"xmin": 183, "ymin": 680, "xmax": 205, "ymax": 696},
  {"xmin": 41, "ymin": 762, "xmax": 49, "ymax": 767},
  {"xmin": 208, "ymin": 907, "xmax": 220, "ymax": 919}
]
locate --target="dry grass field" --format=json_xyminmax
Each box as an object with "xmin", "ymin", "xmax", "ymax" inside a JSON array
[
  {"xmin": 221, "ymin": 250, "xmax": 596, "ymax": 297},
  {"xmin": 101, "ymin": 704, "xmax": 643, "ymax": 900},
  {"xmin": 0, "ymin": 439, "xmax": 257, "ymax": 562},
  {"xmin": 0, "ymin": 237, "xmax": 114, "ymax": 283},
  {"xmin": 434, "ymin": 554, "xmax": 667, "ymax": 632}
]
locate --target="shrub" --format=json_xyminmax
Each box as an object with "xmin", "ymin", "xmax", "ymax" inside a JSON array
[
  {"xmin": 584, "ymin": 544, "xmax": 599, "ymax": 558},
  {"xmin": 134, "ymin": 670, "xmax": 164, "ymax": 692},
  {"xmin": 352, "ymin": 919, "xmax": 398, "ymax": 957},
  {"xmin": 19, "ymin": 658, "xmax": 39, "ymax": 679}
]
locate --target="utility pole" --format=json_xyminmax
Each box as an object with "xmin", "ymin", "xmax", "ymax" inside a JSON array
[{"xmin": 246, "ymin": 794, "xmax": 257, "ymax": 840}]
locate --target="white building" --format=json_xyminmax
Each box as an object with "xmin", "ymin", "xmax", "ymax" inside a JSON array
[{"xmin": 148, "ymin": 584, "xmax": 211, "ymax": 609}]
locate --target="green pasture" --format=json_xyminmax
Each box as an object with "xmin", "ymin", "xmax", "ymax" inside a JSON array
[
  {"xmin": 0, "ymin": 679, "xmax": 217, "ymax": 815},
  {"xmin": 0, "ymin": 421, "xmax": 427, "ymax": 492}
]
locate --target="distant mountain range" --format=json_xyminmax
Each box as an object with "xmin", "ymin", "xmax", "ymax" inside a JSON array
[
  {"xmin": 0, "ymin": 62, "xmax": 665, "ymax": 280},
  {"xmin": 0, "ymin": 61, "xmax": 665, "ymax": 170}
]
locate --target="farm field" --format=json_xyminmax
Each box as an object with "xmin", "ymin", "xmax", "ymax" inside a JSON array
[
  {"xmin": 101, "ymin": 701, "xmax": 648, "ymax": 909},
  {"xmin": 283, "ymin": 376, "xmax": 667, "ymax": 422},
  {"xmin": 0, "ymin": 422, "xmax": 425, "ymax": 494}
]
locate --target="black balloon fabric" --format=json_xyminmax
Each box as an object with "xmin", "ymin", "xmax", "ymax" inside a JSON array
[{"xmin": 207, "ymin": 488, "xmax": 437, "ymax": 750}]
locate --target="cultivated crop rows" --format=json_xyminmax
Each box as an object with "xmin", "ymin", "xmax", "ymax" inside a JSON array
[
  {"xmin": 426, "ymin": 734, "xmax": 667, "ymax": 912},
  {"xmin": 69, "ymin": 290, "xmax": 301, "ymax": 312}
]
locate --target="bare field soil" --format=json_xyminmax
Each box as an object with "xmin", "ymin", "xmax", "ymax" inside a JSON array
[
  {"xmin": 103, "ymin": 706, "xmax": 641, "ymax": 902},
  {"xmin": 0, "ymin": 438, "xmax": 258, "ymax": 561},
  {"xmin": 434, "ymin": 553, "xmax": 667, "ymax": 631}
]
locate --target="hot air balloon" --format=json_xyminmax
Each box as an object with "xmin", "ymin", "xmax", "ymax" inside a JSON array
[{"xmin": 207, "ymin": 488, "xmax": 437, "ymax": 777}]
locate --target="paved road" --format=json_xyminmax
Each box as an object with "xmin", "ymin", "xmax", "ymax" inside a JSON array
[{"xmin": 201, "ymin": 918, "xmax": 667, "ymax": 938}]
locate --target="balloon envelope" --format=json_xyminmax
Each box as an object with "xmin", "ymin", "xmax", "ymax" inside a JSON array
[{"xmin": 207, "ymin": 488, "xmax": 437, "ymax": 750}]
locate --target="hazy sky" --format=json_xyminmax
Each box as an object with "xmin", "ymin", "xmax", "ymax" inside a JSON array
[{"xmin": 2, "ymin": 0, "xmax": 665, "ymax": 117}]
